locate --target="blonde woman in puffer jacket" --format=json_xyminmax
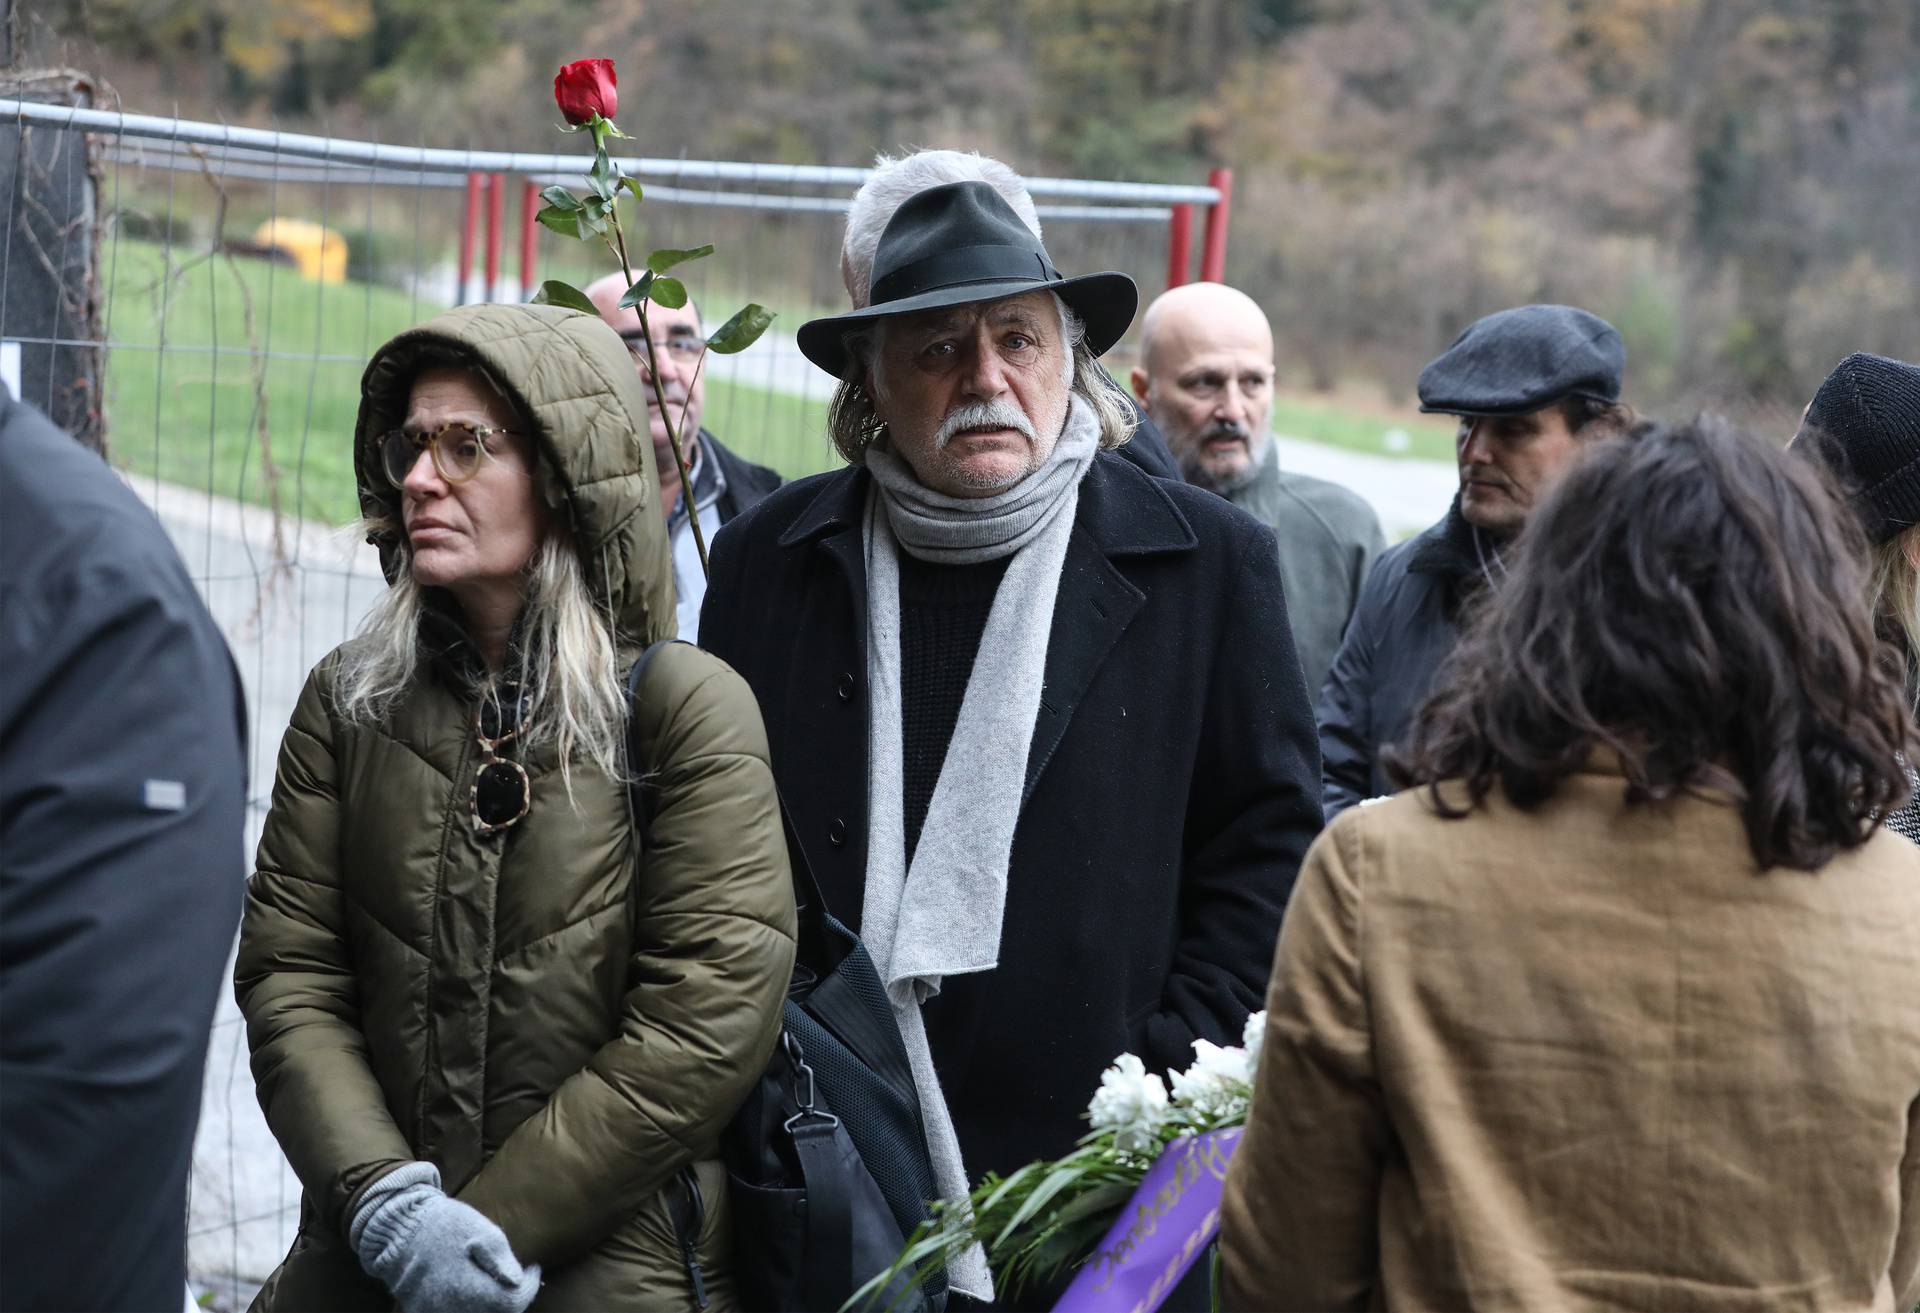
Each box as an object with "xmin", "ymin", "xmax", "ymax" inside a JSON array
[{"xmin": 236, "ymin": 303, "xmax": 796, "ymax": 1312}]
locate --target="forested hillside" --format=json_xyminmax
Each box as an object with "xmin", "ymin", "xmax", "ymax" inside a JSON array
[{"xmin": 41, "ymin": 0, "xmax": 1919, "ymax": 409}]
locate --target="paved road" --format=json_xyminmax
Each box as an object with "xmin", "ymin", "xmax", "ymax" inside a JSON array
[{"xmin": 1273, "ymin": 436, "xmax": 1454, "ymax": 539}]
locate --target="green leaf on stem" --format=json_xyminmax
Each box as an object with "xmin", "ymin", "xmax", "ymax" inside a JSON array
[
  {"xmin": 648, "ymin": 276, "xmax": 689, "ymax": 309},
  {"xmin": 1046, "ymin": 1181, "xmax": 1134, "ymax": 1229},
  {"xmin": 645, "ymin": 244, "xmax": 716, "ymax": 274},
  {"xmin": 535, "ymin": 206, "xmax": 586, "ymax": 239},
  {"xmin": 540, "ymin": 186, "xmax": 581, "ymax": 212},
  {"xmin": 619, "ymin": 177, "xmax": 644, "ymax": 205},
  {"xmin": 704, "ymin": 303, "xmax": 775, "ymax": 354},
  {"xmin": 589, "ymin": 149, "xmax": 617, "ymax": 202},
  {"xmin": 530, "ymin": 280, "xmax": 600, "ymax": 314},
  {"xmin": 996, "ymin": 1160, "xmax": 1103, "ymax": 1248},
  {"xmin": 617, "ymin": 270, "xmax": 657, "ymax": 310}
]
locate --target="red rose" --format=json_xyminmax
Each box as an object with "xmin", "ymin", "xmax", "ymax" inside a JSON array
[{"xmin": 554, "ymin": 58, "xmax": 617, "ymax": 126}]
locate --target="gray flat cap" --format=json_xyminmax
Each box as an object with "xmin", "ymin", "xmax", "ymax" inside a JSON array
[{"xmin": 1417, "ymin": 304, "xmax": 1625, "ymax": 417}]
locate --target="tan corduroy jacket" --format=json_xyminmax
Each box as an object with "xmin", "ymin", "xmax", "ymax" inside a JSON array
[{"xmin": 1222, "ymin": 761, "xmax": 1920, "ymax": 1312}]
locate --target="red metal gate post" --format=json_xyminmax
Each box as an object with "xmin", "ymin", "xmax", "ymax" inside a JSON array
[
  {"xmin": 458, "ymin": 172, "xmax": 483, "ymax": 306},
  {"xmin": 1199, "ymin": 167, "xmax": 1234, "ymax": 283},
  {"xmin": 1165, "ymin": 202, "xmax": 1194, "ymax": 290},
  {"xmin": 519, "ymin": 180, "xmax": 540, "ymax": 301},
  {"xmin": 484, "ymin": 172, "xmax": 506, "ymax": 303}
]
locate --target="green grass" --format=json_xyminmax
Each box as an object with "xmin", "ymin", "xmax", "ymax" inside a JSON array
[
  {"xmin": 101, "ymin": 239, "xmax": 834, "ymax": 525},
  {"xmin": 1269, "ymin": 393, "xmax": 1457, "ymax": 463}
]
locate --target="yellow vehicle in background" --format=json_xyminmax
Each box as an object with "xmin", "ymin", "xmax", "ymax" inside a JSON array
[{"xmin": 251, "ymin": 218, "xmax": 348, "ymax": 283}]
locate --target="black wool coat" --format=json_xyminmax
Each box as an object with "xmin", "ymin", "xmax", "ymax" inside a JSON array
[
  {"xmin": 1316, "ymin": 498, "xmax": 1486, "ymax": 818},
  {"xmin": 699, "ymin": 450, "xmax": 1324, "ymax": 1181}
]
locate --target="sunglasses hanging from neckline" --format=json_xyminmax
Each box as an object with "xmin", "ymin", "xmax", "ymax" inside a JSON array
[{"xmin": 470, "ymin": 685, "xmax": 534, "ymax": 838}]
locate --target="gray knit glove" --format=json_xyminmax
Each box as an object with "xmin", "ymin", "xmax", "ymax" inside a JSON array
[{"xmin": 348, "ymin": 1162, "xmax": 541, "ymax": 1313}]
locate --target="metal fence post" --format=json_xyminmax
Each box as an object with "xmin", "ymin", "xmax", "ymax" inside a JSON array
[
  {"xmin": 519, "ymin": 179, "xmax": 539, "ymax": 301},
  {"xmin": 458, "ymin": 171, "xmax": 482, "ymax": 305},
  {"xmin": 484, "ymin": 172, "xmax": 505, "ymax": 302},
  {"xmin": 1165, "ymin": 202, "xmax": 1194, "ymax": 289},
  {"xmin": 1199, "ymin": 167, "xmax": 1233, "ymax": 283},
  {"xmin": 1, "ymin": 72, "xmax": 103, "ymax": 450}
]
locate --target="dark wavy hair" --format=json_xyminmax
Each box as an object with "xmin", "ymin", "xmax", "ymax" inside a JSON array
[{"xmin": 1386, "ymin": 414, "xmax": 1914, "ymax": 870}]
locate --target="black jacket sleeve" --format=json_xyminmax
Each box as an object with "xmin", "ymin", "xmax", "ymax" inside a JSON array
[
  {"xmin": 1140, "ymin": 515, "xmax": 1325, "ymax": 1074},
  {"xmin": 0, "ymin": 397, "xmax": 248, "ymax": 1311},
  {"xmin": 1317, "ymin": 559, "xmax": 1387, "ymax": 819},
  {"xmin": 697, "ymin": 509, "xmax": 752, "ymax": 660}
]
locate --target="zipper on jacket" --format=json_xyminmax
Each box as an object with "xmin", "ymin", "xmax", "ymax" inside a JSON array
[{"xmin": 671, "ymin": 1164, "xmax": 709, "ymax": 1308}]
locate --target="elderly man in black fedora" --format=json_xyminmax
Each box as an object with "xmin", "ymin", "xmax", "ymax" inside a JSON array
[
  {"xmin": 699, "ymin": 173, "xmax": 1322, "ymax": 1303},
  {"xmin": 1317, "ymin": 303, "xmax": 1633, "ymax": 818}
]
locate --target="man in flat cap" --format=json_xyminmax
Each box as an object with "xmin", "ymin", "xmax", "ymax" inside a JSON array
[
  {"xmin": 1317, "ymin": 304, "xmax": 1632, "ymax": 817},
  {"xmin": 700, "ymin": 158, "xmax": 1322, "ymax": 1302}
]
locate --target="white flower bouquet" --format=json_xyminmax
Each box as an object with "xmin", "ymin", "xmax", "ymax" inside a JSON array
[{"xmin": 850, "ymin": 1013, "xmax": 1264, "ymax": 1311}]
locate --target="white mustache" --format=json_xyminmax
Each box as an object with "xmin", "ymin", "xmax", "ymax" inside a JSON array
[{"xmin": 935, "ymin": 400, "xmax": 1036, "ymax": 449}]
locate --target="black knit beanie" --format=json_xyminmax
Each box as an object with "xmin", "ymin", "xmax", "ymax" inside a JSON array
[{"xmin": 1799, "ymin": 352, "xmax": 1920, "ymax": 545}]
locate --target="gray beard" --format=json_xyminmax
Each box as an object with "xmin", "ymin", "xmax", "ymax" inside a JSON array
[{"xmin": 1179, "ymin": 428, "xmax": 1270, "ymax": 495}]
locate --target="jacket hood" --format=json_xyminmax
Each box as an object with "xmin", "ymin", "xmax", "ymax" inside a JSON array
[{"xmin": 352, "ymin": 302, "xmax": 674, "ymax": 648}]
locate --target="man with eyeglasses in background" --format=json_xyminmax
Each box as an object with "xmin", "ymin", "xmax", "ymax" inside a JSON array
[{"xmin": 586, "ymin": 273, "xmax": 782, "ymax": 640}]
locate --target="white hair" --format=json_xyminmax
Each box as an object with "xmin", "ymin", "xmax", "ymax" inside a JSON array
[
  {"xmin": 332, "ymin": 518, "xmax": 629, "ymax": 796},
  {"xmin": 842, "ymin": 149, "xmax": 1044, "ymax": 308}
]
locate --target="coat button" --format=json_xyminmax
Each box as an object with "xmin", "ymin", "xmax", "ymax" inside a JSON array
[
  {"xmin": 828, "ymin": 818, "xmax": 848, "ymax": 847},
  {"xmin": 836, "ymin": 672, "xmax": 855, "ymax": 703}
]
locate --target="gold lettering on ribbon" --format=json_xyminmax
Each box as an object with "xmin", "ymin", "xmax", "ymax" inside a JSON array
[
  {"xmin": 1096, "ymin": 1140, "xmax": 1219, "ymax": 1301},
  {"xmin": 1198, "ymin": 1134, "xmax": 1235, "ymax": 1182}
]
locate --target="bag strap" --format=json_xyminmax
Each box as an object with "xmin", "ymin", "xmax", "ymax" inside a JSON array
[
  {"xmin": 782, "ymin": 1032, "xmax": 854, "ymax": 1311},
  {"xmin": 624, "ymin": 637, "xmax": 832, "ymax": 923}
]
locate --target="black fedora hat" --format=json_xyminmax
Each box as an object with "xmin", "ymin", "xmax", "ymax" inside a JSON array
[{"xmin": 798, "ymin": 181, "xmax": 1138, "ymax": 378}]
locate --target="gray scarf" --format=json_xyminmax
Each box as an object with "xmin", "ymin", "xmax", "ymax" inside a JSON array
[{"xmin": 860, "ymin": 396, "xmax": 1100, "ymax": 1301}]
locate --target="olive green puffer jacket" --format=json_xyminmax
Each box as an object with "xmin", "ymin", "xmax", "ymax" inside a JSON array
[{"xmin": 235, "ymin": 303, "xmax": 797, "ymax": 1311}]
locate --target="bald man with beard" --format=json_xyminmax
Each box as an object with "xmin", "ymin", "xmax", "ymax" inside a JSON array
[{"xmin": 1133, "ymin": 282, "xmax": 1384, "ymax": 696}]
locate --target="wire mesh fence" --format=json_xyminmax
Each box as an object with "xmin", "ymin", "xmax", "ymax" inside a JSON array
[{"xmin": 0, "ymin": 93, "xmax": 1223, "ymax": 1306}]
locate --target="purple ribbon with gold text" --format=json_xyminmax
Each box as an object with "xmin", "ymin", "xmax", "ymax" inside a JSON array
[{"xmin": 1051, "ymin": 1128, "xmax": 1242, "ymax": 1313}]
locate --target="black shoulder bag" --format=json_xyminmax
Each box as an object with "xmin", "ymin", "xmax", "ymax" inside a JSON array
[{"xmin": 627, "ymin": 641, "xmax": 948, "ymax": 1313}]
